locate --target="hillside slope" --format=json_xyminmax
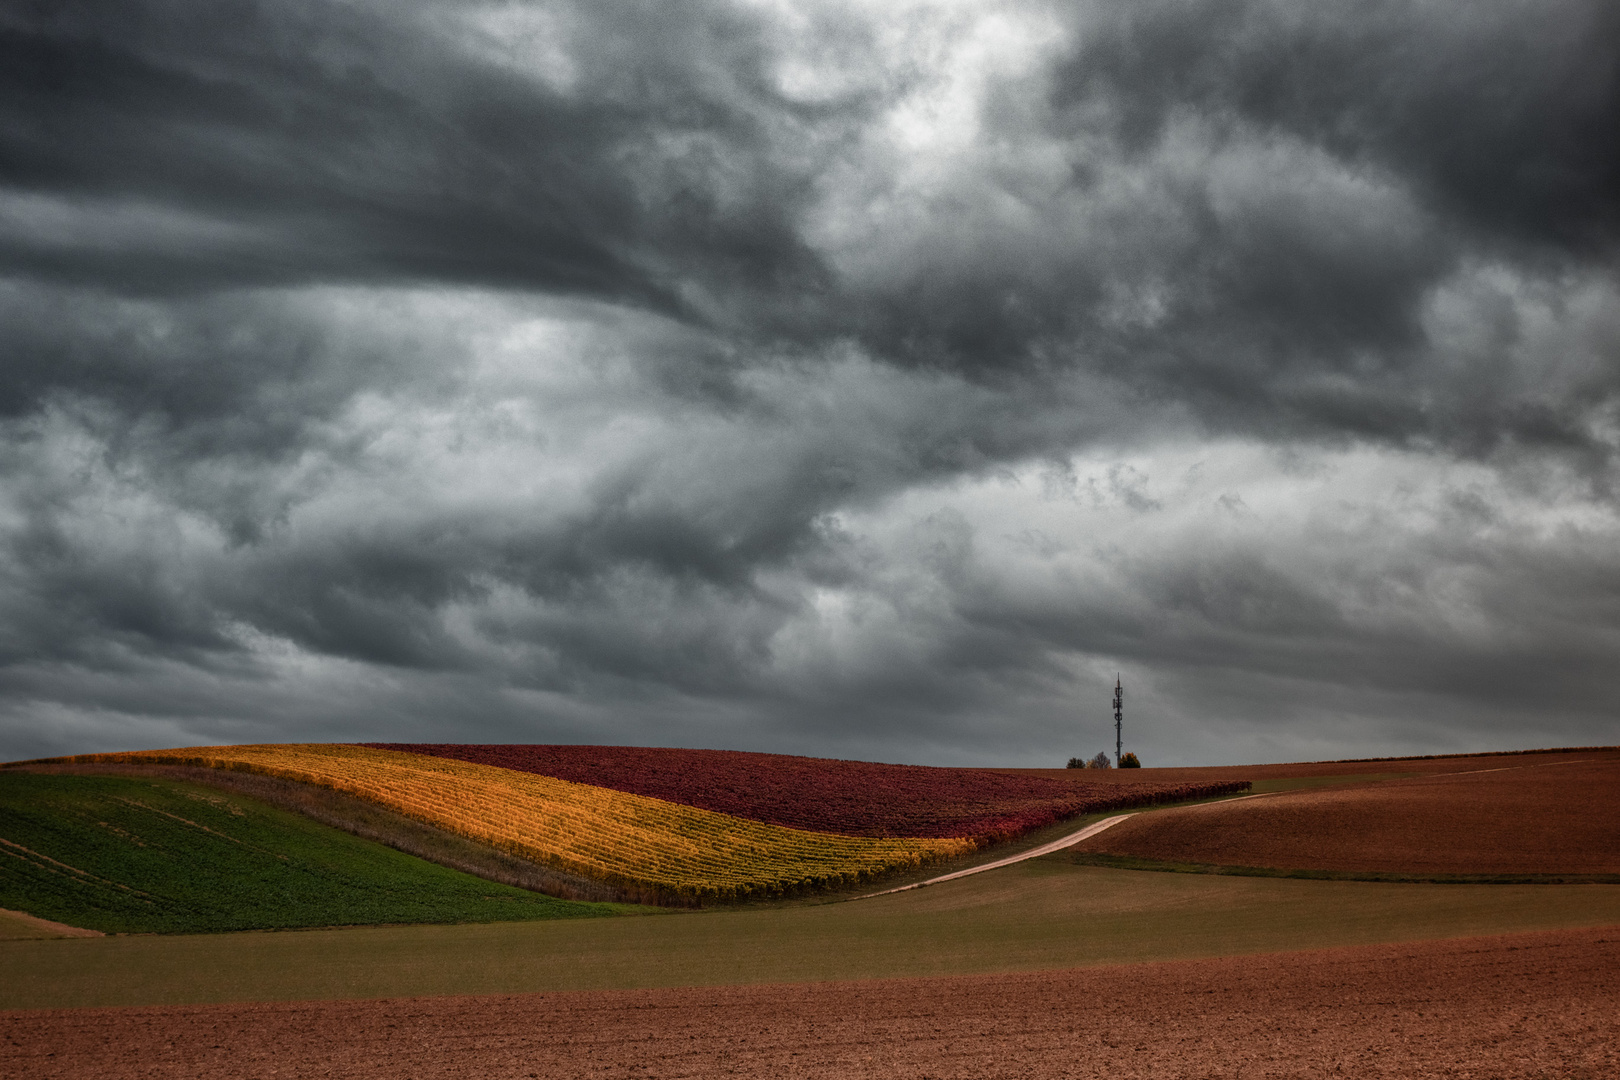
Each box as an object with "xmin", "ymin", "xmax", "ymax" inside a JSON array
[
  {"xmin": 0, "ymin": 772, "xmax": 644, "ymax": 934},
  {"xmin": 43, "ymin": 745, "xmax": 978, "ymax": 901},
  {"xmin": 1069, "ymin": 751, "xmax": 1620, "ymax": 877},
  {"xmin": 367, "ymin": 743, "xmax": 1249, "ymax": 840}
]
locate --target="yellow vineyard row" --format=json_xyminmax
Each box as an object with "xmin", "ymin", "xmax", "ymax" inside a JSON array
[{"xmin": 68, "ymin": 744, "xmax": 975, "ymax": 899}]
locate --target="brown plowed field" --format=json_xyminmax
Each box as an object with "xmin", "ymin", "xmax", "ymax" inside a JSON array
[
  {"xmin": 1072, "ymin": 754, "xmax": 1620, "ymax": 875},
  {"xmin": 1007, "ymin": 746, "xmax": 1618, "ymax": 785},
  {"xmin": 3, "ymin": 926, "xmax": 1614, "ymax": 1079}
]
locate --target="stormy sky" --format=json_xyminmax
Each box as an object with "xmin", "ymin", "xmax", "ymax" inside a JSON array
[{"xmin": 2, "ymin": 0, "xmax": 1617, "ymax": 766}]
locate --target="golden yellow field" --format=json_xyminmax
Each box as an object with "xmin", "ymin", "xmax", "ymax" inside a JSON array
[{"xmin": 61, "ymin": 745, "xmax": 974, "ymax": 899}]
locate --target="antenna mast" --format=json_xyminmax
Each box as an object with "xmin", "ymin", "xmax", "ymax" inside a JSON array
[{"xmin": 1113, "ymin": 675, "xmax": 1123, "ymax": 767}]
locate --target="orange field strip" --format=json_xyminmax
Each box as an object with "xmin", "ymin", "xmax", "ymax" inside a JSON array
[{"xmin": 56, "ymin": 745, "xmax": 975, "ymax": 900}]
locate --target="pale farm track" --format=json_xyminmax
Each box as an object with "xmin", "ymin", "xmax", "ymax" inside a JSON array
[{"xmin": 858, "ymin": 812, "xmax": 1136, "ymax": 898}]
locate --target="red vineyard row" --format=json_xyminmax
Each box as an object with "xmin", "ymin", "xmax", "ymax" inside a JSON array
[{"xmin": 364, "ymin": 744, "xmax": 1250, "ymax": 841}]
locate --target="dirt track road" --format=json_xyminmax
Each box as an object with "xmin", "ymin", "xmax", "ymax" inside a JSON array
[
  {"xmin": 5, "ymin": 926, "xmax": 1614, "ymax": 1079},
  {"xmin": 862, "ymin": 813, "xmax": 1133, "ymax": 897}
]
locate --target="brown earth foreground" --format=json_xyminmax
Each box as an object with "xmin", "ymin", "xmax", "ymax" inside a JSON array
[
  {"xmin": 4, "ymin": 926, "xmax": 1615, "ymax": 1079},
  {"xmin": 1071, "ymin": 753, "xmax": 1620, "ymax": 876}
]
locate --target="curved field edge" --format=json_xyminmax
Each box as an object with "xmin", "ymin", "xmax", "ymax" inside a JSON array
[
  {"xmin": 1056, "ymin": 851, "xmax": 1620, "ymax": 885},
  {"xmin": 6, "ymin": 868, "xmax": 1619, "ymax": 1009},
  {"xmin": 40, "ymin": 746, "xmax": 976, "ymax": 902},
  {"xmin": 0, "ymin": 771, "xmax": 650, "ymax": 934},
  {"xmin": 367, "ymin": 743, "xmax": 1253, "ymax": 839},
  {"xmin": 1067, "ymin": 754, "xmax": 1620, "ymax": 877},
  {"xmin": 12, "ymin": 762, "xmax": 660, "ymax": 907}
]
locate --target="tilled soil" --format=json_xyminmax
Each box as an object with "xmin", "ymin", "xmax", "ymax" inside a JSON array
[
  {"xmin": 1072, "ymin": 756, "xmax": 1620, "ymax": 875},
  {"xmin": 1010, "ymin": 747, "xmax": 1619, "ymax": 785},
  {"xmin": 4, "ymin": 926, "xmax": 1615, "ymax": 1079}
]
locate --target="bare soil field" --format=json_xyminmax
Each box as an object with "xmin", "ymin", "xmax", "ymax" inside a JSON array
[
  {"xmin": 1009, "ymin": 745, "xmax": 1618, "ymax": 785},
  {"xmin": 4, "ymin": 926, "xmax": 1614, "ymax": 1079},
  {"xmin": 9, "ymin": 860, "xmax": 1618, "ymax": 1010},
  {"xmin": 1072, "ymin": 753, "xmax": 1620, "ymax": 875}
]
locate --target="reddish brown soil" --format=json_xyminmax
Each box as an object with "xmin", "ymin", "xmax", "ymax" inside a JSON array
[
  {"xmin": 1073, "ymin": 754, "xmax": 1620, "ymax": 875},
  {"xmin": 4, "ymin": 927, "xmax": 1614, "ymax": 1079},
  {"xmin": 1009, "ymin": 746, "xmax": 1620, "ymax": 784}
]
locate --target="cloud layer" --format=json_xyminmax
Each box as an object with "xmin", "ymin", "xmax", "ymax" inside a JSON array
[{"xmin": 2, "ymin": 0, "xmax": 1616, "ymax": 764}]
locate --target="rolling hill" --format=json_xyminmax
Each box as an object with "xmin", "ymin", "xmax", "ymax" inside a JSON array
[
  {"xmin": 26, "ymin": 743, "xmax": 1246, "ymax": 905},
  {"xmin": 0, "ymin": 771, "xmax": 648, "ymax": 934}
]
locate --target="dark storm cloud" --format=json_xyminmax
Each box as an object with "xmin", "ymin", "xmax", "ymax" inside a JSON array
[
  {"xmin": 7, "ymin": 0, "xmax": 1614, "ymax": 422},
  {"xmin": 1056, "ymin": 0, "xmax": 1620, "ymax": 251},
  {"xmin": 815, "ymin": 0, "xmax": 1620, "ymax": 466},
  {"xmin": 1, "ymin": 0, "xmax": 1617, "ymax": 764},
  {"xmin": 1035, "ymin": 0, "xmax": 1620, "ymax": 458},
  {"xmin": 0, "ymin": 0, "xmax": 829, "ymax": 306}
]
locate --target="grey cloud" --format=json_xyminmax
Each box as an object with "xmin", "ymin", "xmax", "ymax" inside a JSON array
[
  {"xmin": 1053, "ymin": 0, "xmax": 1620, "ymax": 251},
  {"xmin": 2, "ymin": 0, "xmax": 1617, "ymax": 765},
  {"xmin": 812, "ymin": 450, "xmax": 1620, "ymax": 759},
  {"xmin": 9, "ymin": 0, "xmax": 1614, "ymax": 455},
  {"xmin": 0, "ymin": 0, "xmax": 829, "ymax": 307},
  {"xmin": 806, "ymin": 0, "xmax": 1619, "ymax": 463}
]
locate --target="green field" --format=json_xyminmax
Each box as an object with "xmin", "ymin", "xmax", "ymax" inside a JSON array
[
  {"xmin": 0, "ymin": 771, "xmax": 654, "ymax": 934},
  {"xmin": 5, "ymin": 856, "xmax": 1618, "ymax": 1009},
  {"xmin": 1245, "ymin": 772, "xmax": 1419, "ymax": 793}
]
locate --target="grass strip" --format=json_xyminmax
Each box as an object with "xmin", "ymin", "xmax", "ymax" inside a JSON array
[
  {"xmin": 1244, "ymin": 772, "xmax": 1419, "ymax": 794},
  {"xmin": 5, "ymin": 862, "xmax": 1619, "ymax": 1009}
]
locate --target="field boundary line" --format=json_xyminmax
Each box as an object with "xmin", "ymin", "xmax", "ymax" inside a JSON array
[
  {"xmin": 855, "ymin": 814, "xmax": 1137, "ymax": 899},
  {"xmin": 1436, "ymin": 759, "xmax": 1599, "ymax": 777},
  {"xmin": 0, "ymin": 906, "xmax": 104, "ymax": 938}
]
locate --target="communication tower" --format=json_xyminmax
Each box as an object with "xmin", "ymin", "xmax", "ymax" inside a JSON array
[{"xmin": 1113, "ymin": 675, "xmax": 1123, "ymax": 766}]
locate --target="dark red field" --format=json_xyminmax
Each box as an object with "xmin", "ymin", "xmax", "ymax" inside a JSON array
[
  {"xmin": 1073, "ymin": 751, "xmax": 1620, "ymax": 875},
  {"xmin": 366, "ymin": 744, "xmax": 1247, "ymax": 840},
  {"xmin": 4, "ymin": 926, "xmax": 1613, "ymax": 1079},
  {"xmin": 1006, "ymin": 745, "xmax": 1617, "ymax": 784}
]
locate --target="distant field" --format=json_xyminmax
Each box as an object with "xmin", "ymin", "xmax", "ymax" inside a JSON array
[
  {"xmin": 1069, "ymin": 749, "xmax": 1620, "ymax": 877},
  {"xmin": 36, "ymin": 744, "xmax": 1245, "ymax": 902},
  {"xmin": 0, "ymin": 772, "xmax": 649, "ymax": 934},
  {"xmin": 42, "ymin": 745, "xmax": 985, "ymax": 901},
  {"xmin": 369, "ymin": 743, "xmax": 1250, "ymax": 840},
  {"xmin": 1004, "ymin": 745, "xmax": 1616, "ymax": 784}
]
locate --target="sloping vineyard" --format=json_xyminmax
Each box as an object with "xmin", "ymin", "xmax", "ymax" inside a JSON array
[
  {"xmin": 55, "ymin": 745, "xmax": 975, "ymax": 901},
  {"xmin": 369, "ymin": 743, "xmax": 1251, "ymax": 841}
]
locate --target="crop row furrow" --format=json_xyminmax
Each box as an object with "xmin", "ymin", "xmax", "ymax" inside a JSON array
[{"xmin": 64, "ymin": 745, "xmax": 971, "ymax": 899}]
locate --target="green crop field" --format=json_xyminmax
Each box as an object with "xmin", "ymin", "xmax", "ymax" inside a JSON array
[{"xmin": 0, "ymin": 771, "xmax": 656, "ymax": 934}]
